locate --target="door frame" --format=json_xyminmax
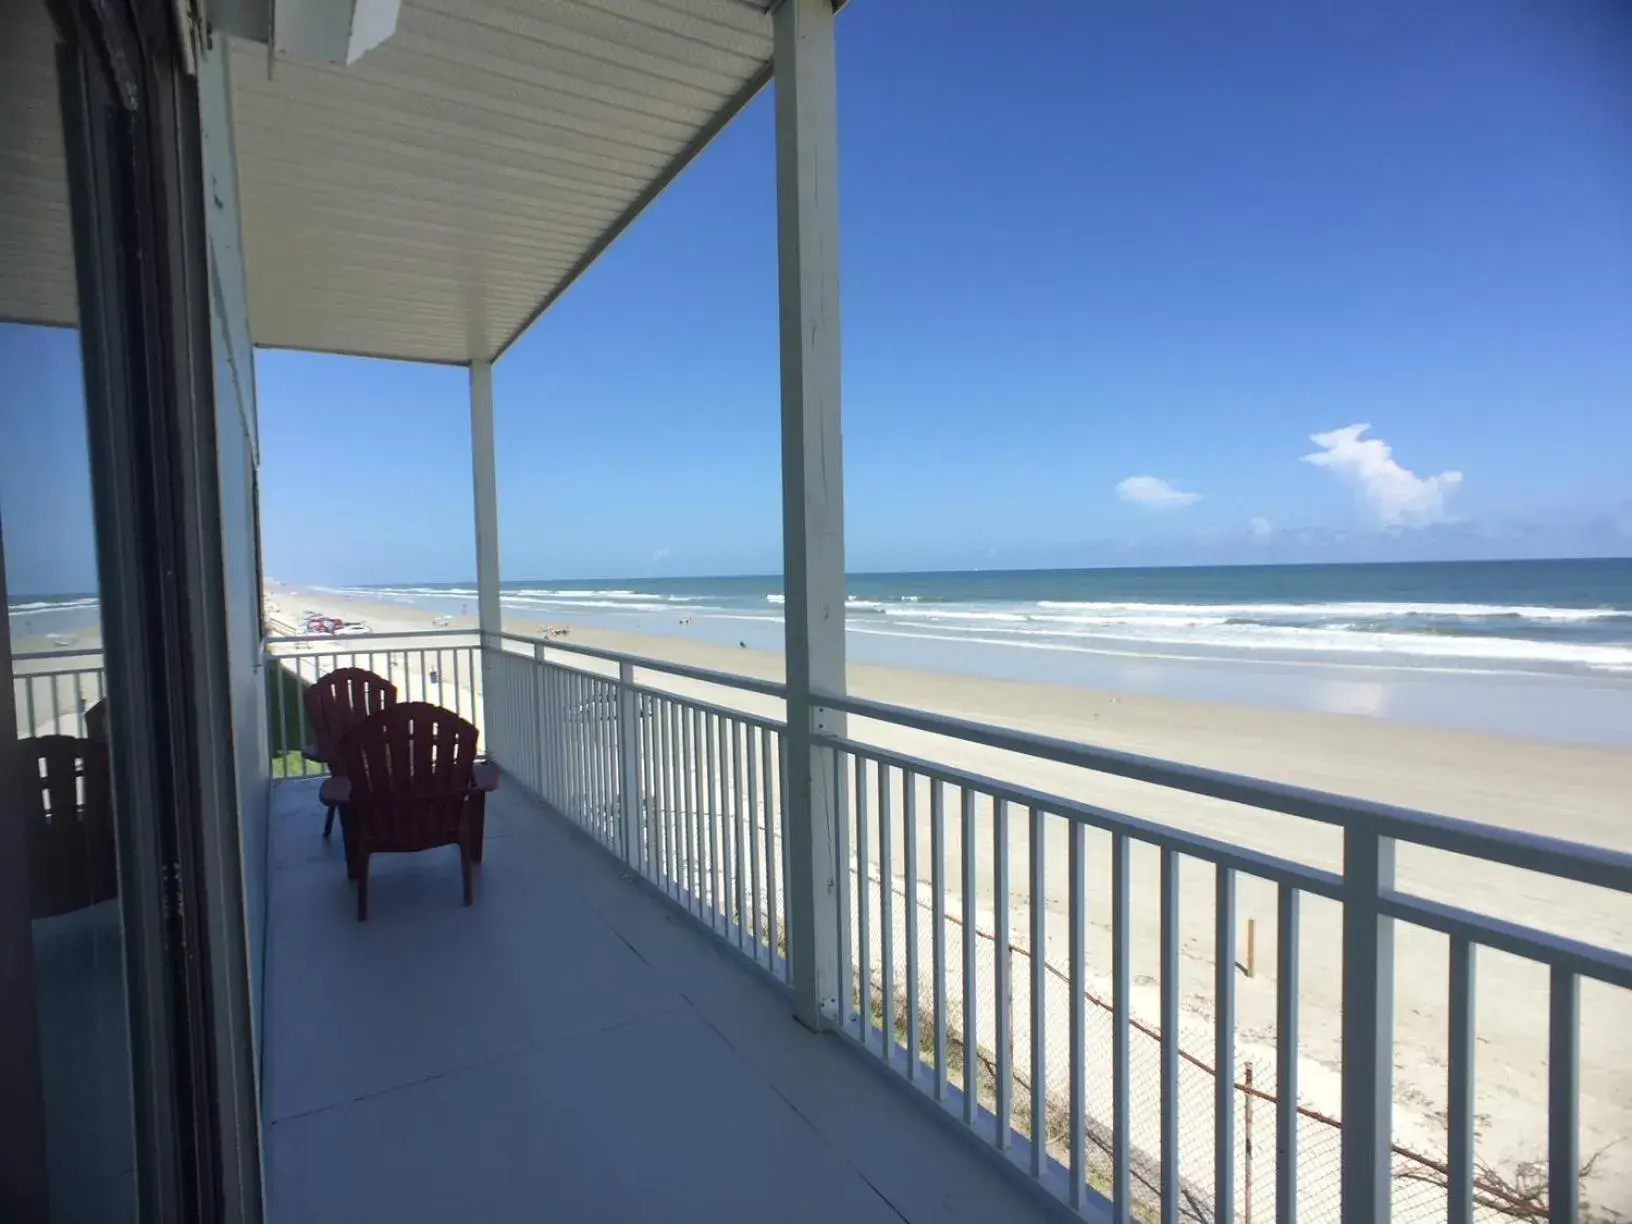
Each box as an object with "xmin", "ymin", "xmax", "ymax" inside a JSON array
[{"xmin": 47, "ymin": 0, "xmax": 262, "ymax": 1217}]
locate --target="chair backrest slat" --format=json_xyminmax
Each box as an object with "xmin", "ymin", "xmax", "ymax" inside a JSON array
[{"xmin": 304, "ymin": 667, "xmax": 397, "ymax": 763}]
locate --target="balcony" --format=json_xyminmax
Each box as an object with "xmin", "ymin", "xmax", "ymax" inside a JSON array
[
  {"xmin": 251, "ymin": 630, "xmax": 1632, "ymax": 1224},
  {"xmin": 261, "ymin": 773, "xmax": 1053, "ymax": 1222}
]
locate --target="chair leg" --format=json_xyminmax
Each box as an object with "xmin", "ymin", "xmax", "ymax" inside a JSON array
[
  {"xmin": 343, "ymin": 817, "xmax": 359, "ymax": 881},
  {"xmin": 470, "ymin": 802, "xmax": 486, "ymax": 864},
  {"xmin": 323, "ymin": 804, "xmax": 335, "ymax": 838},
  {"xmin": 460, "ymin": 841, "xmax": 474, "ymax": 907},
  {"xmin": 356, "ymin": 853, "xmax": 370, "ymax": 922}
]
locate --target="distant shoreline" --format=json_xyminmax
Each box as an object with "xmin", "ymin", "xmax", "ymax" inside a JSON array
[{"xmin": 284, "ymin": 561, "xmax": 1632, "ymax": 746}]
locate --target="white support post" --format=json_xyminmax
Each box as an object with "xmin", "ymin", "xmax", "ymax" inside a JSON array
[
  {"xmin": 469, "ymin": 358, "xmax": 502, "ymax": 741},
  {"xmin": 1341, "ymin": 827, "xmax": 1396, "ymax": 1222},
  {"xmin": 774, "ymin": 0, "xmax": 846, "ymax": 1032}
]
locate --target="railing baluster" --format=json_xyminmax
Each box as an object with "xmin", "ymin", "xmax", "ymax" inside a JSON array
[
  {"xmin": 733, "ymin": 719, "xmax": 749, "ymax": 952},
  {"xmin": 271, "ymin": 652, "xmax": 287, "ymax": 772},
  {"xmin": 1278, "ymin": 883, "xmax": 1301, "ymax": 1224},
  {"xmin": 1447, "ymin": 934, "xmax": 1474, "ymax": 1224},
  {"xmin": 584, "ymin": 673, "xmax": 597, "ymax": 831},
  {"xmin": 547, "ymin": 664, "xmax": 560, "ymax": 806},
  {"xmin": 856, "ymin": 754, "xmax": 872, "ymax": 1043},
  {"xmin": 879, "ymin": 762, "xmax": 895, "ymax": 1062},
  {"xmin": 526, "ymin": 654, "xmax": 539, "ymax": 797},
  {"xmin": 994, "ymin": 797, "xmax": 1012, "ymax": 1150},
  {"xmin": 561, "ymin": 667, "xmax": 573, "ymax": 814},
  {"xmin": 961, "ymin": 785, "xmax": 978, "ymax": 1127},
  {"xmin": 567, "ymin": 670, "xmax": 580, "ymax": 819},
  {"xmin": 657, "ymin": 697, "xmax": 671, "ymax": 894},
  {"xmin": 606, "ymin": 679, "xmax": 619, "ymax": 844},
  {"xmin": 761, "ymin": 725, "xmax": 779, "ymax": 970},
  {"xmin": 1069, "ymin": 818, "xmax": 1086, "ymax": 1210},
  {"xmin": 634, "ymin": 691, "xmax": 649, "ymax": 876},
  {"xmin": 904, "ymin": 770, "xmax": 921, "ymax": 1084},
  {"xmin": 1549, "ymin": 966, "xmax": 1580, "ymax": 1224},
  {"xmin": 1029, "ymin": 806, "xmax": 1046, "ymax": 1177},
  {"xmin": 687, "ymin": 706, "xmax": 703, "ymax": 916},
  {"xmin": 652, "ymin": 705, "xmax": 665, "ymax": 894},
  {"xmin": 932, "ymin": 777, "xmax": 948, "ymax": 1102},
  {"xmin": 1216, "ymin": 865, "xmax": 1237, "ymax": 1223},
  {"xmin": 73, "ymin": 672, "xmax": 84, "ymax": 737},
  {"xmin": 674, "ymin": 699, "xmax": 686, "ymax": 898},
  {"xmin": 745, "ymin": 723, "xmax": 762, "ymax": 958},
  {"xmin": 1161, "ymin": 846, "xmax": 1180, "ymax": 1224},
  {"xmin": 295, "ymin": 655, "xmax": 310, "ymax": 769},
  {"xmin": 778, "ymin": 731, "xmax": 792, "ymax": 985},
  {"xmin": 1112, "ymin": 831, "xmax": 1131, "ymax": 1217},
  {"xmin": 580, "ymin": 672, "xmax": 592, "ymax": 828},
  {"xmin": 707, "ymin": 711, "xmax": 722, "ymax": 927},
  {"xmin": 453, "ymin": 647, "xmax": 463, "ymax": 720},
  {"xmin": 662, "ymin": 698, "xmax": 678, "ymax": 898},
  {"xmin": 835, "ymin": 745, "xmax": 853, "ymax": 1031},
  {"xmin": 724, "ymin": 716, "xmax": 738, "ymax": 938},
  {"xmin": 538, "ymin": 663, "xmax": 552, "ymax": 804}
]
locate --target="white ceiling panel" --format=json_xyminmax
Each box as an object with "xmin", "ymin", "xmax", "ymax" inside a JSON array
[
  {"xmin": 0, "ymin": 4, "xmax": 76, "ymax": 332},
  {"xmin": 0, "ymin": 0, "xmax": 780, "ymax": 365},
  {"xmin": 233, "ymin": 0, "xmax": 777, "ymax": 364}
]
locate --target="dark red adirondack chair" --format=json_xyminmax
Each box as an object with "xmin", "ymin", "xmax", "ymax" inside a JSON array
[
  {"xmin": 303, "ymin": 667, "xmax": 397, "ymax": 837},
  {"xmin": 320, "ymin": 702, "xmax": 499, "ymax": 921},
  {"xmin": 18, "ymin": 735, "xmax": 118, "ymax": 919}
]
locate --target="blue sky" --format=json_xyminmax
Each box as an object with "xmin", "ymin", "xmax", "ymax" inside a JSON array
[{"xmin": 6, "ymin": 0, "xmax": 1632, "ymax": 594}]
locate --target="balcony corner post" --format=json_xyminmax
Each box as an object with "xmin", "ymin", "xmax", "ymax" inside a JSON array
[
  {"xmin": 774, "ymin": 0, "xmax": 845, "ymax": 1032},
  {"xmin": 468, "ymin": 357, "xmax": 501, "ymax": 745}
]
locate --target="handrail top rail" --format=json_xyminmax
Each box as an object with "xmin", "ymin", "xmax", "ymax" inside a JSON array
[
  {"xmin": 13, "ymin": 647, "xmax": 107, "ymax": 662},
  {"xmin": 496, "ymin": 630, "xmax": 788, "ymax": 699},
  {"xmin": 817, "ymin": 689, "xmax": 1632, "ymax": 896},
  {"xmin": 264, "ymin": 628, "xmax": 478, "ymax": 647}
]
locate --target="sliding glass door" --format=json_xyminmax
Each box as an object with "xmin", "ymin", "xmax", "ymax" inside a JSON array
[{"xmin": 1, "ymin": 1, "xmax": 261, "ymax": 1219}]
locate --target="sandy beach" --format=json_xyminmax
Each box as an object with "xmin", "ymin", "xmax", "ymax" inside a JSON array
[{"xmin": 258, "ymin": 589, "xmax": 1632, "ymax": 1215}]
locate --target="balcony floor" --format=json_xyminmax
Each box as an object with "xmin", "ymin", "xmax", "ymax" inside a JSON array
[{"xmin": 263, "ymin": 777, "xmax": 1058, "ymax": 1223}]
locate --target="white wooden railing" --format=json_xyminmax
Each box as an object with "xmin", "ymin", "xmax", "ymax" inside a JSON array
[
  {"xmin": 12, "ymin": 646, "xmax": 107, "ymax": 739},
  {"xmin": 258, "ymin": 629, "xmax": 1632, "ymax": 1224}
]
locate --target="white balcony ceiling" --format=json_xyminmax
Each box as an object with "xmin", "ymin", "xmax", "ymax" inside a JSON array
[
  {"xmin": 0, "ymin": 2, "xmax": 76, "ymax": 332},
  {"xmin": 0, "ymin": 0, "xmax": 788, "ymax": 365},
  {"xmin": 233, "ymin": 0, "xmax": 778, "ymax": 365}
]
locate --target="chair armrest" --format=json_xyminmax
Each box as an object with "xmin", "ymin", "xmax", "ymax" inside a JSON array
[
  {"xmin": 472, "ymin": 761, "xmax": 500, "ymax": 793},
  {"xmin": 319, "ymin": 775, "xmax": 351, "ymax": 806},
  {"xmin": 302, "ymin": 745, "xmax": 329, "ymax": 764}
]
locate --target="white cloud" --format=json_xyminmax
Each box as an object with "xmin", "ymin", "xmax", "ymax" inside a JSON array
[
  {"xmin": 1249, "ymin": 516, "xmax": 1274, "ymax": 539},
  {"xmin": 1117, "ymin": 475, "xmax": 1201, "ymax": 508},
  {"xmin": 1302, "ymin": 424, "xmax": 1462, "ymax": 528}
]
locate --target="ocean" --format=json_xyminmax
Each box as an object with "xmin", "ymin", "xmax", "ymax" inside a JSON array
[
  {"xmin": 16, "ymin": 559, "xmax": 1632, "ymax": 743},
  {"xmin": 336, "ymin": 558, "xmax": 1632, "ymax": 675},
  {"xmin": 329, "ymin": 558, "xmax": 1632, "ymax": 746}
]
